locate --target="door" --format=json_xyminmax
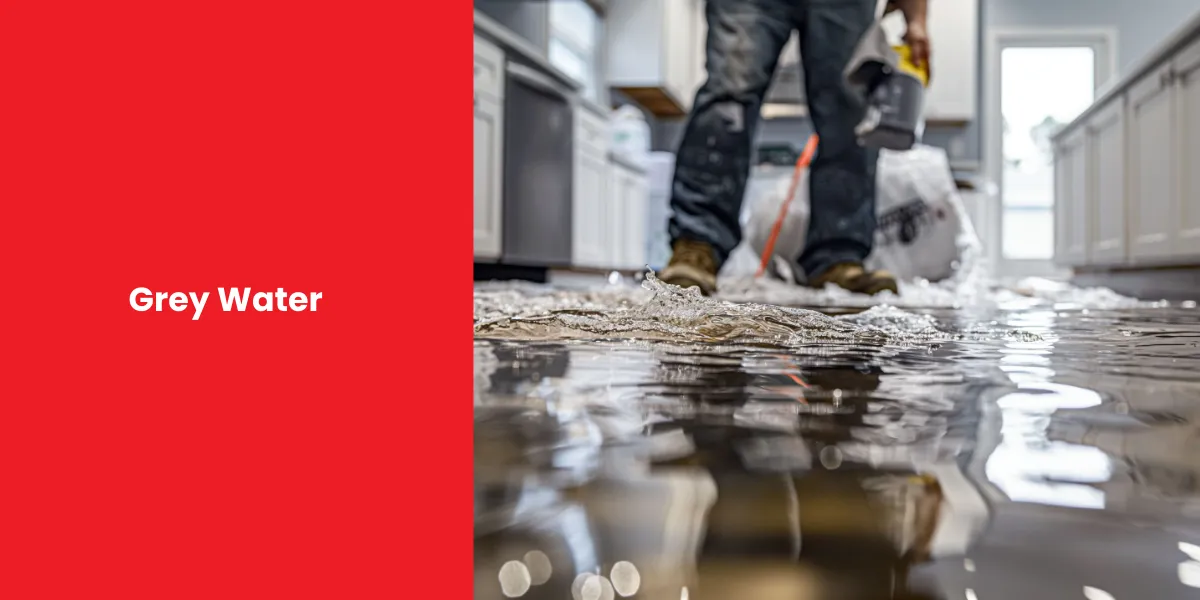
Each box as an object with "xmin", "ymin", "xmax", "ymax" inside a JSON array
[
  {"xmin": 1128, "ymin": 64, "xmax": 1175, "ymax": 262},
  {"xmin": 474, "ymin": 94, "xmax": 504, "ymax": 260},
  {"xmin": 1175, "ymin": 38, "xmax": 1200, "ymax": 257},
  {"xmin": 1087, "ymin": 101, "xmax": 1126, "ymax": 264},
  {"xmin": 986, "ymin": 30, "xmax": 1113, "ymax": 278}
]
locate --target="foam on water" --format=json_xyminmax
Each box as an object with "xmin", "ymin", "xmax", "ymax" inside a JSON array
[
  {"xmin": 474, "ymin": 272, "xmax": 1038, "ymax": 347},
  {"xmin": 714, "ymin": 245, "xmax": 1158, "ymax": 310}
]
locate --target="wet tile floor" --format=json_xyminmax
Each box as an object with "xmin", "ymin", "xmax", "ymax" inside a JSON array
[{"xmin": 474, "ymin": 276, "xmax": 1200, "ymax": 599}]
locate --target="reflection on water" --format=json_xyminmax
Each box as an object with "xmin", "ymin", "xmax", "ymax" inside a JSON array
[{"xmin": 474, "ymin": 279, "xmax": 1200, "ymax": 599}]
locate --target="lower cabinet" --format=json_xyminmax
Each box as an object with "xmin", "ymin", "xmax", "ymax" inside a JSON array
[
  {"xmin": 1087, "ymin": 101, "xmax": 1126, "ymax": 265},
  {"xmin": 572, "ymin": 150, "xmax": 611, "ymax": 268},
  {"xmin": 1054, "ymin": 128, "xmax": 1089, "ymax": 266},
  {"xmin": 608, "ymin": 161, "xmax": 649, "ymax": 270},
  {"xmin": 1127, "ymin": 64, "xmax": 1175, "ymax": 263},
  {"xmin": 473, "ymin": 94, "xmax": 504, "ymax": 261},
  {"xmin": 1053, "ymin": 36, "xmax": 1200, "ymax": 270},
  {"xmin": 572, "ymin": 108, "xmax": 611, "ymax": 269},
  {"xmin": 1175, "ymin": 38, "xmax": 1200, "ymax": 255}
]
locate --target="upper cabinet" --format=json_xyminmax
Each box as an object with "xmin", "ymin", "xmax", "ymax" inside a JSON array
[
  {"xmin": 880, "ymin": 0, "xmax": 978, "ymax": 122},
  {"xmin": 606, "ymin": 0, "xmax": 705, "ymax": 117}
]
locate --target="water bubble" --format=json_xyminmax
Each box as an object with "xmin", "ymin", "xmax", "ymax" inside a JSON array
[
  {"xmin": 580, "ymin": 575, "xmax": 615, "ymax": 600},
  {"xmin": 1184, "ymin": 300, "xmax": 1198, "ymax": 309},
  {"xmin": 819, "ymin": 445, "xmax": 843, "ymax": 469},
  {"xmin": 1083, "ymin": 586, "xmax": 1115, "ymax": 600},
  {"xmin": 523, "ymin": 550, "xmax": 552, "ymax": 585},
  {"xmin": 571, "ymin": 573, "xmax": 591, "ymax": 600},
  {"xmin": 610, "ymin": 561, "xmax": 641, "ymax": 597},
  {"xmin": 498, "ymin": 561, "xmax": 532, "ymax": 597}
]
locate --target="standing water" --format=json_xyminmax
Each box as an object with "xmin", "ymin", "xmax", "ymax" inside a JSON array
[{"xmin": 474, "ymin": 273, "xmax": 1200, "ymax": 599}]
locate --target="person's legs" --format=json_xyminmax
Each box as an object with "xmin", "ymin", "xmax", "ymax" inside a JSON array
[
  {"xmin": 662, "ymin": 0, "xmax": 795, "ymax": 293},
  {"xmin": 795, "ymin": 0, "xmax": 882, "ymax": 283}
]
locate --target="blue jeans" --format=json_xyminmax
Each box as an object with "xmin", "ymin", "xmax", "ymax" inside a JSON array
[{"xmin": 668, "ymin": 0, "xmax": 879, "ymax": 279}]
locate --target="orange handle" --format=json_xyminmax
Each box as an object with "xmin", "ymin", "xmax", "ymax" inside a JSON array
[{"xmin": 756, "ymin": 134, "xmax": 818, "ymax": 278}]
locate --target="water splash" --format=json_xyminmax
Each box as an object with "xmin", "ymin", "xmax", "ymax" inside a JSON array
[{"xmin": 475, "ymin": 272, "xmax": 1009, "ymax": 347}]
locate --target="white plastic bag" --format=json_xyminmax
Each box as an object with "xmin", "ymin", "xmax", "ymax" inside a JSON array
[
  {"xmin": 866, "ymin": 146, "xmax": 968, "ymax": 282},
  {"xmin": 611, "ymin": 105, "xmax": 651, "ymax": 167},
  {"xmin": 744, "ymin": 169, "xmax": 810, "ymax": 279},
  {"xmin": 742, "ymin": 144, "xmax": 975, "ymax": 283}
]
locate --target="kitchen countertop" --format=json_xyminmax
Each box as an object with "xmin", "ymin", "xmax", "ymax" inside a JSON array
[
  {"xmin": 1054, "ymin": 8, "xmax": 1200, "ymax": 142},
  {"xmin": 608, "ymin": 151, "xmax": 647, "ymax": 175}
]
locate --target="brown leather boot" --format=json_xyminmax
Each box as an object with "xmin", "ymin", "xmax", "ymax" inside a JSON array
[
  {"xmin": 808, "ymin": 262, "xmax": 898, "ymax": 295},
  {"xmin": 659, "ymin": 239, "xmax": 719, "ymax": 296}
]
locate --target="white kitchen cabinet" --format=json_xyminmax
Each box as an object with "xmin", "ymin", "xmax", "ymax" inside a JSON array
[
  {"xmin": 606, "ymin": 0, "xmax": 705, "ymax": 117},
  {"xmin": 924, "ymin": 0, "xmax": 977, "ymax": 121},
  {"xmin": 1086, "ymin": 100, "xmax": 1126, "ymax": 264},
  {"xmin": 473, "ymin": 36, "xmax": 505, "ymax": 102},
  {"xmin": 608, "ymin": 161, "xmax": 649, "ymax": 270},
  {"xmin": 878, "ymin": 0, "xmax": 978, "ymax": 122},
  {"xmin": 1054, "ymin": 128, "xmax": 1089, "ymax": 266},
  {"xmin": 474, "ymin": 95, "xmax": 504, "ymax": 261},
  {"xmin": 1174, "ymin": 38, "xmax": 1200, "ymax": 256},
  {"xmin": 572, "ymin": 108, "xmax": 611, "ymax": 268},
  {"xmin": 1127, "ymin": 64, "xmax": 1176, "ymax": 263},
  {"xmin": 474, "ymin": 36, "xmax": 505, "ymax": 261}
]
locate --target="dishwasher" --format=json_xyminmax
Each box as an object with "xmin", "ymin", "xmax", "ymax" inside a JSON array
[{"xmin": 501, "ymin": 62, "xmax": 574, "ymax": 267}]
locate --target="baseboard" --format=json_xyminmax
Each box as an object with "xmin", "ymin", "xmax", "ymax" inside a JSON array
[{"xmin": 1071, "ymin": 265, "xmax": 1200, "ymax": 301}]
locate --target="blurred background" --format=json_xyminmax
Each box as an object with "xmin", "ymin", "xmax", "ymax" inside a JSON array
[{"xmin": 473, "ymin": 0, "xmax": 1200, "ymax": 299}]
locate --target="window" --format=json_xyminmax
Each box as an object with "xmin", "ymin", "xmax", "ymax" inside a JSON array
[{"xmin": 548, "ymin": 0, "xmax": 600, "ymax": 102}]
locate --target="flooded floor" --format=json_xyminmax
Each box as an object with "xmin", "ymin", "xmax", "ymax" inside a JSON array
[{"xmin": 474, "ymin": 275, "xmax": 1200, "ymax": 599}]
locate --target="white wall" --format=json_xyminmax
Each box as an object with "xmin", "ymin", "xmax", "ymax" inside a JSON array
[{"xmin": 985, "ymin": 0, "xmax": 1198, "ymax": 74}]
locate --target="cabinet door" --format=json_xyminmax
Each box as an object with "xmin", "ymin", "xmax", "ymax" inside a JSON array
[
  {"xmin": 1053, "ymin": 140, "xmax": 1072, "ymax": 264},
  {"xmin": 606, "ymin": 166, "xmax": 629, "ymax": 270},
  {"xmin": 474, "ymin": 95, "xmax": 504, "ymax": 260},
  {"xmin": 1087, "ymin": 101, "xmax": 1126, "ymax": 264},
  {"xmin": 573, "ymin": 149, "xmax": 610, "ymax": 267},
  {"xmin": 473, "ymin": 36, "xmax": 505, "ymax": 103},
  {"xmin": 1128, "ymin": 64, "xmax": 1176, "ymax": 262},
  {"xmin": 1054, "ymin": 129, "xmax": 1088, "ymax": 265},
  {"xmin": 622, "ymin": 174, "xmax": 649, "ymax": 269},
  {"xmin": 662, "ymin": 0, "xmax": 695, "ymax": 110},
  {"xmin": 923, "ymin": 0, "xmax": 978, "ymax": 121},
  {"xmin": 1175, "ymin": 39, "xmax": 1200, "ymax": 257}
]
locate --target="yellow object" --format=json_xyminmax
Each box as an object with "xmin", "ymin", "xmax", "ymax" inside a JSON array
[{"xmin": 892, "ymin": 44, "xmax": 930, "ymax": 87}]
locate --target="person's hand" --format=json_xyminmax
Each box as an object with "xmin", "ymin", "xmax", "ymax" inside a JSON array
[{"xmin": 904, "ymin": 19, "xmax": 931, "ymax": 71}]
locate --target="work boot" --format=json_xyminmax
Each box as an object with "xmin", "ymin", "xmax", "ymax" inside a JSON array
[
  {"xmin": 808, "ymin": 262, "xmax": 898, "ymax": 295},
  {"xmin": 659, "ymin": 239, "xmax": 719, "ymax": 296}
]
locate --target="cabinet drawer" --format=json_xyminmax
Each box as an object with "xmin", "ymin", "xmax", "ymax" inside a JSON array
[
  {"xmin": 474, "ymin": 36, "xmax": 505, "ymax": 101},
  {"xmin": 576, "ymin": 107, "xmax": 609, "ymax": 157}
]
